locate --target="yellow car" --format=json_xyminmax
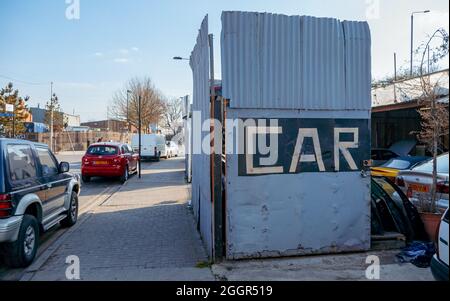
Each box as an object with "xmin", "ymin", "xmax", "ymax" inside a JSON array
[{"xmin": 371, "ymin": 156, "xmax": 430, "ymax": 182}]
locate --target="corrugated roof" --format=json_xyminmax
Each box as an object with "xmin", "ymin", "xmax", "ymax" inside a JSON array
[{"xmin": 221, "ymin": 11, "xmax": 371, "ymax": 111}]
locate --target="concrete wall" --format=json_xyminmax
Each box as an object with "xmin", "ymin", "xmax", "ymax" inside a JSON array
[{"xmin": 25, "ymin": 131, "xmax": 131, "ymax": 152}]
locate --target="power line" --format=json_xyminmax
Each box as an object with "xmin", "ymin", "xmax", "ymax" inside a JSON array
[{"xmin": 0, "ymin": 74, "xmax": 50, "ymax": 86}]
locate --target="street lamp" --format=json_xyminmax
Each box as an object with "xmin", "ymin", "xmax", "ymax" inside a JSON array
[
  {"xmin": 410, "ymin": 10, "xmax": 431, "ymax": 76},
  {"xmin": 173, "ymin": 56, "xmax": 189, "ymax": 61}
]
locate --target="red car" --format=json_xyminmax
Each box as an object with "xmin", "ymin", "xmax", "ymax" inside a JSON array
[{"xmin": 81, "ymin": 142, "xmax": 139, "ymax": 183}]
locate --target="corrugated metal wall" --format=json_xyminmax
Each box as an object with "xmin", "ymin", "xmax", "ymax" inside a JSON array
[
  {"xmin": 221, "ymin": 11, "xmax": 371, "ymax": 110},
  {"xmin": 189, "ymin": 16, "xmax": 213, "ymax": 257},
  {"xmin": 221, "ymin": 12, "xmax": 372, "ymax": 259}
]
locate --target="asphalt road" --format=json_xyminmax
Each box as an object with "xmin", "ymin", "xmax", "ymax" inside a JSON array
[{"xmin": 0, "ymin": 151, "xmax": 123, "ymax": 280}]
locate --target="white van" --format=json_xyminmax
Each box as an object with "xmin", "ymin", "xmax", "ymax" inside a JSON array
[{"xmin": 131, "ymin": 134, "xmax": 166, "ymax": 161}]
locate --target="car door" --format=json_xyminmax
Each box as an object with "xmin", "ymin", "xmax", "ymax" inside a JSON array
[
  {"xmin": 35, "ymin": 146, "xmax": 68, "ymax": 215},
  {"xmin": 121, "ymin": 145, "xmax": 132, "ymax": 171},
  {"xmin": 127, "ymin": 144, "xmax": 138, "ymax": 169}
]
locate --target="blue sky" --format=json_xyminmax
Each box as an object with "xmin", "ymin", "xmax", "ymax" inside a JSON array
[{"xmin": 0, "ymin": 0, "xmax": 448, "ymax": 121}]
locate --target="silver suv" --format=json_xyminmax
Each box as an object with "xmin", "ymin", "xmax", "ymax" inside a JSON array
[{"xmin": 0, "ymin": 138, "xmax": 80, "ymax": 267}]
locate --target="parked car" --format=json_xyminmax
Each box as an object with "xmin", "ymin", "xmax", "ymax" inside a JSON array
[
  {"xmin": 371, "ymin": 139, "xmax": 417, "ymax": 167},
  {"xmin": 131, "ymin": 134, "xmax": 166, "ymax": 161},
  {"xmin": 0, "ymin": 138, "xmax": 80, "ymax": 267},
  {"xmin": 396, "ymin": 153, "xmax": 449, "ymax": 212},
  {"xmin": 165, "ymin": 141, "xmax": 179, "ymax": 158},
  {"xmin": 81, "ymin": 142, "xmax": 139, "ymax": 183},
  {"xmin": 430, "ymin": 208, "xmax": 449, "ymax": 281},
  {"xmin": 371, "ymin": 156, "xmax": 430, "ymax": 182}
]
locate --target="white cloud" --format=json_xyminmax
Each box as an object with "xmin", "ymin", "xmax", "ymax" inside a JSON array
[
  {"xmin": 113, "ymin": 58, "xmax": 130, "ymax": 64},
  {"xmin": 94, "ymin": 52, "xmax": 103, "ymax": 57},
  {"xmin": 131, "ymin": 47, "xmax": 140, "ymax": 52}
]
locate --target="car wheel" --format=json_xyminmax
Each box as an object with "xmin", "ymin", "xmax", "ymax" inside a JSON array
[
  {"xmin": 1, "ymin": 215, "xmax": 39, "ymax": 268},
  {"xmin": 61, "ymin": 192, "xmax": 78, "ymax": 228},
  {"xmin": 82, "ymin": 175, "xmax": 91, "ymax": 183},
  {"xmin": 120, "ymin": 166, "xmax": 129, "ymax": 183}
]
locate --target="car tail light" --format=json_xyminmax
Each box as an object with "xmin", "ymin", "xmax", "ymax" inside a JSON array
[
  {"xmin": 0, "ymin": 194, "xmax": 12, "ymax": 218},
  {"xmin": 395, "ymin": 176, "xmax": 405, "ymax": 187},
  {"xmin": 83, "ymin": 157, "xmax": 90, "ymax": 165},
  {"xmin": 436, "ymin": 182, "xmax": 449, "ymax": 194}
]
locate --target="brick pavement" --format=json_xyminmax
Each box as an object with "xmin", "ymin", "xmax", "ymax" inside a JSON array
[{"xmin": 27, "ymin": 158, "xmax": 214, "ymax": 281}]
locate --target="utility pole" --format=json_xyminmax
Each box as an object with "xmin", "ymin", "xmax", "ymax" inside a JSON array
[
  {"xmin": 394, "ymin": 52, "xmax": 397, "ymax": 102},
  {"xmin": 138, "ymin": 95, "xmax": 142, "ymax": 179},
  {"xmin": 50, "ymin": 82, "xmax": 54, "ymax": 151}
]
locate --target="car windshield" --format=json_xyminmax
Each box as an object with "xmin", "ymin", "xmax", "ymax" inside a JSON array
[
  {"xmin": 382, "ymin": 159, "xmax": 411, "ymax": 170},
  {"xmin": 413, "ymin": 153, "xmax": 449, "ymax": 174},
  {"xmin": 87, "ymin": 146, "xmax": 118, "ymax": 156}
]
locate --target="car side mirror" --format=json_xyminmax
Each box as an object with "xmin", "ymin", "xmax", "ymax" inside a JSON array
[{"xmin": 59, "ymin": 161, "xmax": 70, "ymax": 173}]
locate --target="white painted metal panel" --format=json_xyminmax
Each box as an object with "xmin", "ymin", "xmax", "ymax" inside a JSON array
[{"xmin": 221, "ymin": 12, "xmax": 372, "ymax": 259}]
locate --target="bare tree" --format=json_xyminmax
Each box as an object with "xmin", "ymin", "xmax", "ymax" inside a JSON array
[
  {"xmin": 404, "ymin": 28, "xmax": 449, "ymax": 213},
  {"xmin": 163, "ymin": 98, "xmax": 183, "ymax": 136},
  {"xmin": 109, "ymin": 78, "xmax": 166, "ymax": 133}
]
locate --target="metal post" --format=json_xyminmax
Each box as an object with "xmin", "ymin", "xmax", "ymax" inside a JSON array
[
  {"xmin": 138, "ymin": 95, "xmax": 142, "ymax": 179},
  {"xmin": 50, "ymin": 82, "xmax": 54, "ymax": 151},
  {"xmin": 427, "ymin": 45, "xmax": 430, "ymax": 74},
  {"xmin": 394, "ymin": 52, "xmax": 397, "ymax": 102},
  {"xmin": 209, "ymin": 34, "xmax": 215, "ymax": 98},
  {"xmin": 394, "ymin": 53, "xmax": 397, "ymax": 81},
  {"xmin": 410, "ymin": 14, "xmax": 414, "ymax": 77}
]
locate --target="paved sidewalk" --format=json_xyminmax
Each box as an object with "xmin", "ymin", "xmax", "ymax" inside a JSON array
[{"xmin": 26, "ymin": 158, "xmax": 214, "ymax": 281}]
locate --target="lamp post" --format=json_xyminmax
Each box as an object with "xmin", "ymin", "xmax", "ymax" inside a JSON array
[
  {"xmin": 138, "ymin": 95, "xmax": 142, "ymax": 179},
  {"xmin": 410, "ymin": 10, "xmax": 430, "ymax": 77},
  {"xmin": 49, "ymin": 82, "xmax": 58, "ymax": 152}
]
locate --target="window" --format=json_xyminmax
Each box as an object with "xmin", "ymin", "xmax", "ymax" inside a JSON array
[
  {"xmin": 7, "ymin": 144, "xmax": 37, "ymax": 181},
  {"xmin": 413, "ymin": 154, "xmax": 449, "ymax": 174},
  {"xmin": 382, "ymin": 159, "xmax": 411, "ymax": 170},
  {"xmin": 36, "ymin": 147, "xmax": 59, "ymax": 176},
  {"xmin": 87, "ymin": 146, "xmax": 118, "ymax": 155},
  {"xmin": 121, "ymin": 145, "xmax": 130, "ymax": 154}
]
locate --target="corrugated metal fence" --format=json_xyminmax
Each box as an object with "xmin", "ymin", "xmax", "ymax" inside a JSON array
[
  {"xmin": 221, "ymin": 11, "xmax": 371, "ymax": 110},
  {"xmin": 189, "ymin": 15, "xmax": 213, "ymax": 257}
]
